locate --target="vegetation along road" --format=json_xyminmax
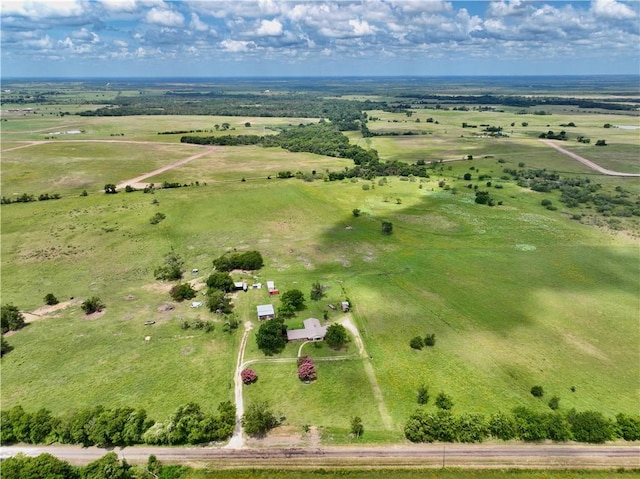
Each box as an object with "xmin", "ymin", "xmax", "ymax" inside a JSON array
[{"xmin": 1, "ymin": 444, "xmax": 638, "ymax": 469}]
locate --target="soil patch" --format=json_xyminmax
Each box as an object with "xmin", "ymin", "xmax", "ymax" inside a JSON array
[{"xmin": 83, "ymin": 310, "xmax": 106, "ymax": 321}]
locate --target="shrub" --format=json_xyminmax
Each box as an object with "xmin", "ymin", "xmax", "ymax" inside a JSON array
[
  {"xmin": 435, "ymin": 392, "xmax": 454, "ymax": 410},
  {"xmin": 169, "ymin": 283, "xmax": 197, "ymax": 302},
  {"xmin": 615, "ymin": 413, "xmax": 640, "ymax": 441},
  {"xmin": 154, "ymin": 250, "xmax": 184, "ymax": 281},
  {"xmin": 297, "ymin": 355, "xmax": 317, "ymax": 382},
  {"xmin": 81, "ymin": 296, "xmax": 105, "ymax": 315},
  {"xmin": 531, "ymin": 385, "xmax": 544, "ymax": 398},
  {"xmin": 417, "ymin": 385, "xmax": 429, "ymax": 405},
  {"xmin": 410, "ymin": 336, "xmax": 423, "ymax": 350},
  {"xmin": 424, "ymin": 333, "xmax": 436, "ymax": 347},
  {"xmin": 381, "ymin": 221, "xmax": 393, "ymax": 235},
  {"xmin": 242, "ymin": 401, "xmax": 280, "ymax": 437},
  {"xmin": 149, "ymin": 212, "xmax": 166, "ymax": 224},
  {"xmin": 44, "ymin": 293, "xmax": 59, "ymax": 306},
  {"xmin": 1, "ymin": 304, "xmax": 26, "ymax": 334},
  {"xmin": 350, "ymin": 416, "xmax": 364, "ymax": 438},
  {"xmin": 548, "ymin": 396, "xmax": 561, "ymax": 410},
  {"xmin": 352, "ymin": 208, "xmax": 362, "ymax": 217},
  {"xmin": 241, "ymin": 368, "xmax": 258, "ymax": 385},
  {"xmin": 489, "ymin": 412, "xmax": 518, "ymax": 440}
]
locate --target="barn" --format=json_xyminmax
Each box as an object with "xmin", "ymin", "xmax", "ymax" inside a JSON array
[{"xmin": 257, "ymin": 304, "xmax": 275, "ymax": 321}]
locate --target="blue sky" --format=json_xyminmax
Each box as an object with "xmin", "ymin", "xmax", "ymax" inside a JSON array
[{"xmin": 1, "ymin": 0, "xmax": 639, "ymax": 78}]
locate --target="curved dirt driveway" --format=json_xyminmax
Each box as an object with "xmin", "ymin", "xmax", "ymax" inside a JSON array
[{"xmin": 540, "ymin": 139, "xmax": 640, "ymax": 177}]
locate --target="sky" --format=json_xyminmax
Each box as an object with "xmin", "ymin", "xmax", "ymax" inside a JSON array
[{"xmin": 1, "ymin": 0, "xmax": 639, "ymax": 78}]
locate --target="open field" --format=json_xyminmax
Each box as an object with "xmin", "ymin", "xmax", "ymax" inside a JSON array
[{"xmin": 1, "ymin": 80, "xmax": 639, "ymax": 447}]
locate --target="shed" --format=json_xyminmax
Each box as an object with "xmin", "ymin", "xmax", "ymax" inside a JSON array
[
  {"xmin": 341, "ymin": 301, "xmax": 350, "ymax": 312},
  {"xmin": 287, "ymin": 318, "xmax": 327, "ymax": 342},
  {"xmin": 257, "ymin": 304, "xmax": 275, "ymax": 321}
]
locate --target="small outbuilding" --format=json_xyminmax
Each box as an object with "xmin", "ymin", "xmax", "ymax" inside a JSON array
[
  {"xmin": 341, "ymin": 301, "xmax": 350, "ymax": 312},
  {"xmin": 287, "ymin": 318, "xmax": 327, "ymax": 342},
  {"xmin": 257, "ymin": 304, "xmax": 275, "ymax": 321}
]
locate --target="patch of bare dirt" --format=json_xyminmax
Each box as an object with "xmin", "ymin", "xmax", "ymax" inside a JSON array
[
  {"xmin": 143, "ymin": 282, "xmax": 173, "ymax": 294},
  {"xmin": 21, "ymin": 300, "xmax": 76, "ymax": 324},
  {"xmin": 245, "ymin": 426, "xmax": 307, "ymax": 447},
  {"xmin": 83, "ymin": 310, "xmax": 106, "ymax": 320},
  {"xmin": 157, "ymin": 303, "xmax": 175, "ymax": 312}
]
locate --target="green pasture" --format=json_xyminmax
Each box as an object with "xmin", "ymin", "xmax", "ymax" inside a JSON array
[{"xmin": 1, "ymin": 105, "xmax": 639, "ymax": 440}]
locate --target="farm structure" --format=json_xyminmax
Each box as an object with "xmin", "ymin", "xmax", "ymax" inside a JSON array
[
  {"xmin": 234, "ymin": 281, "xmax": 248, "ymax": 292},
  {"xmin": 256, "ymin": 304, "xmax": 275, "ymax": 321},
  {"xmin": 341, "ymin": 301, "xmax": 350, "ymax": 312},
  {"xmin": 267, "ymin": 280, "xmax": 279, "ymax": 296},
  {"xmin": 286, "ymin": 318, "xmax": 327, "ymax": 342}
]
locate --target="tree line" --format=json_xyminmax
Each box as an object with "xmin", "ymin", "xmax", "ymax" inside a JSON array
[
  {"xmin": 404, "ymin": 407, "xmax": 639, "ymax": 444},
  {"xmin": 1, "ymin": 402, "xmax": 235, "ymax": 447}
]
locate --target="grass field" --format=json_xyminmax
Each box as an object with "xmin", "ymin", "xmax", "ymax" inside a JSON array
[{"xmin": 1, "ymin": 105, "xmax": 639, "ymax": 441}]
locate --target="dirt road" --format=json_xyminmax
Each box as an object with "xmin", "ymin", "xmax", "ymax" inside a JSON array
[
  {"xmin": 2, "ymin": 444, "xmax": 638, "ymax": 469},
  {"xmin": 225, "ymin": 321, "xmax": 254, "ymax": 449},
  {"xmin": 540, "ymin": 139, "xmax": 640, "ymax": 177}
]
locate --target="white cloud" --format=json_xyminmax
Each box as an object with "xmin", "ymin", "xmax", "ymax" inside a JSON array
[
  {"xmin": 220, "ymin": 39, "xmax": 254, "ymax": 52},
  {"xmin": 1, "ymin": 0, "xmax": 85, "ymax": 18},
  {"xmin": 145, "ymin": 7, "xmax": 184, "ymax": 27},
  {"xmin": 487, "ymin": 0, "xmax": 527, "ymax": 17},
  {"xmin": 591, "ymin": 0, "xmax": 636, "ymax": 19},
  {"xmin": 256, "ymin": 18, "xmax": 283, "ymax": 36},
  {"xmin": 190, "ymin": 12, "xmax": 209, "ymax": 31},
  {"xmin": 349, "ymin": 19, "xmax": 376, "ymax": 36},
  {"xmin": 72, "ymin": 28, "xmax": 99, "ymax": 43},
  {"xmin": 97, "ymin": 0, "xmax": 138, "ymax": 13}
]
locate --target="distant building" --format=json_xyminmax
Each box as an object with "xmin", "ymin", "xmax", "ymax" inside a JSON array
[
  {"xmin": 267, "ymin": 280, "xmax": 279, "ymax": 295},
  {"xmin": 257, "ymin": 304, "xmax": 275, "ymax": 321},
  {"xmin": 286, "ymin": 318, "xmax": 327, "ymax": 342},
  {"xmin": 341, "ymin": 301, "xmax": 350, "ymax": 312}
]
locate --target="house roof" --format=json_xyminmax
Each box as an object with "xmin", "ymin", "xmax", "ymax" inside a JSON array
[
  {"xmin": 286, "ymin": 318, "xmax": 327, "ymax": 341},
  {"xmin": 257, "ymin": 304, "xmax": 275, "ymax": 316}
]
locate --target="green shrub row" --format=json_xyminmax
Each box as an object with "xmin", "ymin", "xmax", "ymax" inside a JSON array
[
  {"xmin": 0, "ymin": 402, "xmax": 235, "ymax": 447},
  {"xmin": 404, "ymin": 408, "xmax": 640, "ymax": 444}
]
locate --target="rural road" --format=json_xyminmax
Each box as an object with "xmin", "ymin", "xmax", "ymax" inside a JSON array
[
  {"xmin": 225, "ymin": 321, "xmax": 254, "ymax": 449},
  {"xmin": 1, "ymin": 444, "xmax": 638, "ymax": 469},
  {"xmin": 540, "ymin": 139, "xmax": 640, "ymax": 177}
]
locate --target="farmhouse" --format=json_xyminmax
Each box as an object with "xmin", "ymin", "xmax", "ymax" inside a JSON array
[
  {"xmin": 257, "ymin": 304, "xmax": 275, "ymax": 321},
  {"xmin": 286, "ymin": 318, "xmax": 327, "ymax": 342}
]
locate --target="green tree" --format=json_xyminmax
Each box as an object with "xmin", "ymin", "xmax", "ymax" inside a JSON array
[
  {"xmin": 103, "ymin": 184, "xmax": 117, "ymax": 194},
  {"xmin": 325, "ymin": 323, "xmax": 347, "ymax": 349},
  {"xmin": 424, "ymin": 333, "xmax": 436, "ymax": 347},
  {"xmin": 381, "ymin": 221, "xmax": 393, "ymax": 235},
  {"xmin": 154, "ymin": 249, "xmax": 184, "ymax": 281},
  {"xmin": 548, "ymin": 396, "xmax": 560, "ymax": 410},
  {"xmin": 350, "ymin": 416, "xmax": 364, "ymax": 438},
  {"xmin": 463, "ymin": 172, "xmax": 472, "ymax": 181},
  {"xmin": 352, "ymin": 208, "xmax": 361, "ymax": 217},
  {"xmin": 310, "ymin": 281, "xmax": 325, "ymax": 301},
  {"xmin": 256, "ymin": 318, "xmax": 287, "ymax": 355},
  {"xmin": 169, "ymin": 283, "xmax": 197, "ymax": 302},
  {"xmin": 616, "ymin": 413, "xmax": 640, "ymax": 441},
  {"xmin": 1, "ymin": 304, "xmax": 26, "ymax": 334},
  {"xmin": 205, "ymin": 272, "xmax": 234, "ymax": 292},
  {"xmin": 569, "ymin": 410, "xmax": 614, "ymax": 443},
  {"xmin": 81, "ymin": 297, "xmax": 105, "ymax": 315},
  {"xmin": 281, "ymin": 289, "xmax": 305, "ymax": 310},
  {"xmin": 206, "ymin": 289, "xmax": 232, "ymax": 314},
  {"xmin": 44, "ymin": 293, "xmax": 59, "ymax": 306},
  {"xmin": 83, "ymin": 452, "xmax": 133, "ymax": 479},
  {"xmin": 1, "ymin": 453, "xmax": 80, "ymax": 479},
  {"xmin": 242, "ymin": 401, "xmax": 279, "ymax": 436}
]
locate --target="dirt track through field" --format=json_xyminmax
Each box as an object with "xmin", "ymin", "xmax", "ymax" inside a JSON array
[{"xmin": 540, "ymin": 139, "xmax": 640, "ymax": 177}]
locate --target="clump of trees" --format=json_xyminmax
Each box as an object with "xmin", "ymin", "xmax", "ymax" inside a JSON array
[
  {"xmin": 1, "ymin": 402, "xmax": 235, "ymax": 447},
  {"xmin": 297, "ymin": 355, "xmax": 317, "ymax": 382},
  {"xmin": 350, "ymin": 416, "xmax": 364, "ymax": 438},
  {"xmin": 169, "ymin": 283, "xmax": 197, "ymax": 302},
  {"xmin": 310, "ymin": 281, "xmax": 325, "ymax": 301},
  {"xmin": 404, "ymin": 407, "xmax": 637, "ymax": 444},
  {"xmin": 154, "ymin": 249, "xmax": 184, "ymax": 281},
  {"xmin": 206, "ymin": 272, "xmax": 234, "ymax": 292},
  {"xmin": 1, "ymin": 192, "xmax": 61, "ymax": 204},
  {"xmin": 277, "ymin": 289, "xmax": 305, "ymax": 318},
  {"xmin": 212, "ymin": 250, "xmax": 264, "ymax": 272},
  {"xmin": 1, "ymin": 304, "xmax": 26, "ymax": 334}
]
